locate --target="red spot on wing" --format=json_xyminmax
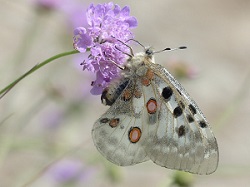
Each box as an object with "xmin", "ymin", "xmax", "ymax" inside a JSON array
[
  {"xmin": 146, "ymin": 98, "xmax": 157, "ymax": 114},
  {"xmin": 146, "ymin": 69, "xmax": 154, "ymax": 80},
  {"xmin": 109, "ymin": 118, "xmax": 119, "ymax": 128},
  {"xmin": 134, "ymin": 89, "xmax": 142, "ymax": 98},
  {"xmin": 122, "ymin": 89, "xmax": 132, "ymax": 101},
  {"xmin": 129, "ymin": 127, "xmax": 141, "ymax": 143},
  {"xmin": 141, "ymin": 77, "xmax": 150, "ymax": 86}
]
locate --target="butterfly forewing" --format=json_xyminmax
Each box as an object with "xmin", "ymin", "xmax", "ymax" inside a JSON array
[
  {"xmin": 92, "ymin": 48, "xmax": 219, "ymax": 175},
  {"xmin": 146, "ymin": 63, "xmax": 219, "ymax": 174}
]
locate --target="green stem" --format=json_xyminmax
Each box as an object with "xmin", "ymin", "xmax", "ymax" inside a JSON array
[{"xmin": 0, "ymin": 50, "xmax": 79, "ymax": 99}]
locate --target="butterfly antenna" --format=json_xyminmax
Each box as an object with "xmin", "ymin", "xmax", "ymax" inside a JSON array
[
  {"xmin": 108, "ymin": 58, "xmax": 125, "ymax": 70},
  {"xmin": 112, "ymin": 37, "xmax": 134, "ymax": 57},
  {"xmin": 125, "ymin": 39, "xmax": 146, "ymax": 50},
  {"xmin": 115, "ymin": 46, "xmax": 133, "ymax": 58},
  {"xmin": 153, "ymin": 46, "xmax": 187, "ymax": 54}
]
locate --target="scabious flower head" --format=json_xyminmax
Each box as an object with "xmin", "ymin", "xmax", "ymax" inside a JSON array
[{"xmin": 73, "ymin": 2, "xmax": 137, "ymax": 95}]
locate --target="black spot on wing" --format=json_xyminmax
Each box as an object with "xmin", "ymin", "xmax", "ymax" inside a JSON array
[
  {"xmin": 162, "ymin": 86, "xmax": 173, "ymax": 100},
  {"xmin": 100, "ymin": 118, "xmax": 110, "ymax": 123},
  {"xmin": 189, "ymin": 104, "xmax": 197, "ymax": 115},
  {"xmin": 177, "ymin": 89, "xmax": 182, "ymax": 96},
  {"xmin": 199, "ymin": 120, "xmax": 207, "ymax": 128},
  {"xmin": 178, "ymin": 125, "xmax": 186, "ymax": 137},
  {"xmin": 187, "ymin": 115, "xmax": 194, "ymax": 123},
  {"xmin": 173, "ymin": 106, "xmax": 183, "ymax": 118},
  {"xmin": 179, "ymin": 101, "xmax": 185, "ymax": 109}
]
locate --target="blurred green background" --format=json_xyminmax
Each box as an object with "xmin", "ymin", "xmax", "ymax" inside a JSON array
[{"xmin": 0, "ymin": 0, "xmax": 250, "ymax": 187}]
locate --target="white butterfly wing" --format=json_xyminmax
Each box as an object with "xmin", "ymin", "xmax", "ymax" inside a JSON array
[
  {"xmin": 143, "ymin": 63, "xmax": 219, "ymax": 174},
  {"xmin": 92, "ymin": 58, "xmax": 218, "ymax": 175},
  {"xmin": 92, "ymin": 80, "xmax": 149, "ymax": 166}
]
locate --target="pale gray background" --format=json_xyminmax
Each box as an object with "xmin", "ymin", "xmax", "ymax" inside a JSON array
[{"xmin": 0, "ymin": 0, "xmax": 250, "ymax": 187}]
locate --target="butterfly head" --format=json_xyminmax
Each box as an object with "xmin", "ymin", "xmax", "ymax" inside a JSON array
[{"xmin": 145, "ymin": 47, "xmax": 154, "ymax": 58}]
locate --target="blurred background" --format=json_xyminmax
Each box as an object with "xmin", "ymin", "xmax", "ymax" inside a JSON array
[{"xmin": 0, "ymin": 0, "xmax": 250, "ymax": 187}]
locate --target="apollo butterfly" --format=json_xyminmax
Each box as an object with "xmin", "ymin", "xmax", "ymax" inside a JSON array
[{"xmin": 92, "ymin": 43, "xmax": 219, "ymax": 175}]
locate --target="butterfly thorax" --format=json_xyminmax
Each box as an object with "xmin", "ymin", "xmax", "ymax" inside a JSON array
[
  {"xmin": 122, "ymin": 47, "xmax": 155, "ymax": 78},
  {"xmin": 101, "ymin": 48, "xmax": 154, "ymax": 106}
]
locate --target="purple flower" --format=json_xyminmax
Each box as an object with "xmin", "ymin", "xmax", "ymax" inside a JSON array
[
  {"xmin": 49, "ymin": 159, "xmax": 82, "ymax": 182},
  {"xmin": 47, "ymin": 159, "xmax": 96, "ymax": 184},
  {"xmin": 73, "ymin": 2, "xmax": 138, "ymax": 95},
  {"xmin": 74, "ymin": 27, "xmax": 92, "ymax": 53}
]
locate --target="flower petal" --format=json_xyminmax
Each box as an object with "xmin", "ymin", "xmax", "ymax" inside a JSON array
[
  {"xmin": 120, "ymin": 6, "xmax": 130, "ymax": 17},
  {"xmin": 125, "ymin": 16, "xmax": 138, "ymax": 27},
  {"xmin": 73, "ymin": 3, "xmax": 138, "ymax": 95},
  {"xmin": 73, "ymin": 27, "xmax": 92, "ymax": 52}
]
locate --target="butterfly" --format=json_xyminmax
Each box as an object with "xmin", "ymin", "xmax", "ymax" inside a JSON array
[{"xmin": 92, "ymin": 43, "xmax": 219, "ymax": 175}]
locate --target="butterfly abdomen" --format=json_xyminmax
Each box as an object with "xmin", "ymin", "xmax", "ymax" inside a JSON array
[{"xmin": 101, "ymin": 79, "xmax": 130, "ymax": 106}]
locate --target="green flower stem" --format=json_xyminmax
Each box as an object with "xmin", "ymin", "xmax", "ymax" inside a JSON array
[{"xmin": 0, "ymin": 50, "xmax": 79, "ymax": 99}]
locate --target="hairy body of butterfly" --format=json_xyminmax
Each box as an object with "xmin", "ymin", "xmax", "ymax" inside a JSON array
[{"xmin": 92, "ymin": 47, "xmax": 219, "ymax": 175}]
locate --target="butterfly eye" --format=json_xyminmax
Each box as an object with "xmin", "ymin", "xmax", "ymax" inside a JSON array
[{"xmin": 145, "ymin": 48, "xmax": 154, "ymax": 57}]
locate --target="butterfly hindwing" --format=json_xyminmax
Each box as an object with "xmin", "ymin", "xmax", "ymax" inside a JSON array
[{"xmin": 92, "ymin": 80, "xmax": 149, "ymax": 166}]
